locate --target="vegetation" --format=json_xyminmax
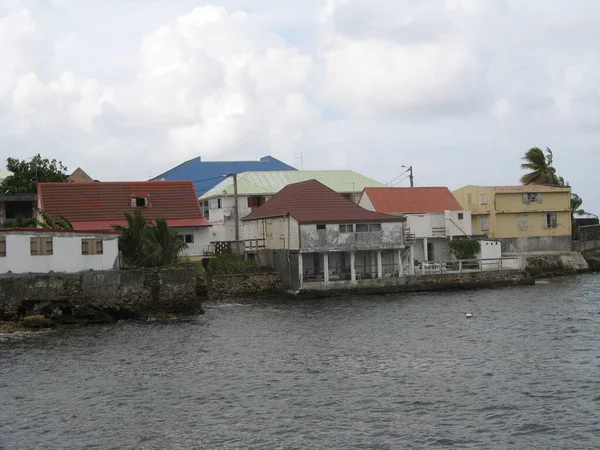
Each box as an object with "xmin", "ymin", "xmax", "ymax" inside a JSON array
[
  {"xmin": 1, "ymin": 154, "xmax": 69, "ymax": 194},
  {"xmin": 112, "ymin": 211, "xmax": 187, "ymax": 268},
  {"xmin": 37, "ymin": 210, "xmax": 73, "ymax": 231},
  {"xmin": 207, "ymin": 252, "xmax": 251, "ymax": 275},
  {"xmin": 1, "ymin": 218, "xmax": 36, "ymax": 228},
  {"xmin": 448, "ymin": 239, "xmax": 481, "ymax": 260}
]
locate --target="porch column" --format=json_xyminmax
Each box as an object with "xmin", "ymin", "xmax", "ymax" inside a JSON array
[
  {"xmin": 423, "ymin": 237, "xmax": 429, "ymax": 261},
  {"xmin": 323, "ymin": 253, "xmax": 330, "ymax": 285},
  {"xmin": 377, "ymin": 251, "xmax": 383, "ymax": 279},
  {"xmin": 409, "ymin": 245, "xmax": 415, "ymax": 275},
  {"xmin": 298, "ymin": 252, "xmax": 303, "ymax": 290},
  {"xmin": 350, "ymin": 252, "xmax": 356, "ymax": 284},
  {"xmin": 398, "ymin": 249, "xmax": 404, "ymax": 277}
]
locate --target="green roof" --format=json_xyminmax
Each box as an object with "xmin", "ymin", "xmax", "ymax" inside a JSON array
[{"xmin": 199, "ymin": 170, "xmax": 386, "ymax": 199}]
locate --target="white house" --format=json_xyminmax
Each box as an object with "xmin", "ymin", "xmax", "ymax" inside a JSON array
[
  {"xmin": 0, "ymin": 229, "xmax": 120, "ymax": 274},
  {"xmin": 37, "ymin": 180, "xmax": 213, "ymax": 260},
  {"xmin": 359, "ymin": 187, "xmax": 472, "ymax": 263},
  {"xmin": 200, "ymin": 170, "xmax": 387, "ymax": 244},
  {"xmin": 241, "ymin": 180, "xmax": 409, "ymax": 291}
]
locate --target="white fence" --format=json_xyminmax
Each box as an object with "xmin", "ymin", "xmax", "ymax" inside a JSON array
[
  {"xmin": 180, "ymin": 244, "xmax": 215, "ymax": 257},
  {"xmin": 417, "ymin": 257, "xmax": 523, "ymax": 275}
]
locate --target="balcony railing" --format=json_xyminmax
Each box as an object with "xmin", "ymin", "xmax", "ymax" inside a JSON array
[{"xmin": 180, "ymin": 243, "xmax": 215, "ymax": 257}]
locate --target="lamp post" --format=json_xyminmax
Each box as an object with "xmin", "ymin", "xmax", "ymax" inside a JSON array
[{"xmin": 401, "ymin": 165, "xmax": 414, "ymax": 187}]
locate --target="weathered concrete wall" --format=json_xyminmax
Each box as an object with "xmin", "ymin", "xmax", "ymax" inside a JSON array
[
  {"xmin": 300, "ymin": 222, "xmax": 404, "ymax": 253},
  {"xmin": 208, "ymin": 272, "xmax": 282, "ymax": 300},
  {"xmin": 524, "ymin": 253, "xmax": 589, "ymax": 277},
  {"xmin": 0, "ymin": 267, "xmax": 200, "ymax": 321},
  {"xmin": 500, "ymin": 236, "xmax": 572, "ymax": 253},
  {"xmin": 300, "ymin": 270, "xmax": 532, "ymax": 295}
]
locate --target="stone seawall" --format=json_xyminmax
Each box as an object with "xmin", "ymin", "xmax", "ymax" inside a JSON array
[
  {"xmin": 0, "ymin": 267, "xmax": 200, "ymax": 322},
  {"xmin": 208, "ymin": 273, "xmax": 282, "ymax": 300},
  {"xmin": 523, "ymin": 253, "xmax": 589, "ymax": 277},
  {"xmin": 299, "ymin": 270, "xmax": 532, "ymax": 297}
]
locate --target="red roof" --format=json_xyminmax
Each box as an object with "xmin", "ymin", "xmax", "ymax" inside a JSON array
[
  {"xmin": 242, "ymin": 179, "xmax": 404, "ymax": 224},
  {"xmin": 363, "ymin": 187, "xmax": 463, "ymax": 214},
  {"xmin": 38, "ymin": 181, "xmax": 211, "ymax": 231}
]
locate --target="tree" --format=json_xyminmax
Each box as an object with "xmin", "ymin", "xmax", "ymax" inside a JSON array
[
  {"xmin": 1, "ymin": 154, "xmax": 69, "ymax": 194},
  {"xmin": 112, "ymin": 211, "xmax": 187, "ymax": 267},
  {"xmin": 520, "ymin": 147, "xmax": 558, "ymax": 185},
  {"xmin": 36, "ymin": 210, "xmax": 74, "ymax": 231},
  {"xmin": 112, "ymin": 211, "xmax": 150, "ymax": 266}
]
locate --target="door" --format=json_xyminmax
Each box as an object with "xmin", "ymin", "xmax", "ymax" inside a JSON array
[{"xmin": 427, "ymin": 242, "xmax": 435, "ymax": 262}]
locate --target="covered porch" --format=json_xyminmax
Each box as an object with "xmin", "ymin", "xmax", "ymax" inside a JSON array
[{"xmin": 299, "ymin": 249, "xmax": 414, "ymax": 289}]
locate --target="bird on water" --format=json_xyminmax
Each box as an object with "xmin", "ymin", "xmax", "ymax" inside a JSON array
[{"xmin": 466, "ymin": 313, "xmax": 473, "ymax": 318}]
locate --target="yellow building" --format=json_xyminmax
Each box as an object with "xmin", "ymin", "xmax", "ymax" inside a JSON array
[{"xmin": 453, "ymin": 185, "xmax": 572, "ymax": 252}]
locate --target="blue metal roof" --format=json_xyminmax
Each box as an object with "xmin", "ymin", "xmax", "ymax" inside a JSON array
[{"xmin": 151, "ymin": 155, "xmax": 297, "ymax": 197}]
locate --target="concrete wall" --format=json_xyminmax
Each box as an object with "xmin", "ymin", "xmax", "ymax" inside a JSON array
[
  {"xmin": 0, "ymin": 231, "xmax": 119, "ymax": 274},
  {"xmin": 300, "ymin": 222, "xmax": 404, "ymax": 253},
  {"xmin": 444, "ymin": 210, "xmax": 472, "ymax": 237},
  {"xmin": 0, "ymin": 267, "xmax": 200, "ymax": 320},
  {"xmin": 495, "ymin": 190, "xmax": 571, "ymax": 213},
  {"xmin": 500, "ymin": 235, "xmax": 572, "ymax": 252},
  {"xmin": 208, "ymin": 272, "xmax": 282, "ymax": 300},
  {"xmin": 494, "ymin": 211, "xmax": 571, "ymax": 240},
  {"xmin": 177, "ymin": 227, "xmax": 212, "ymax": 257},
  {"xmin": 478, "ymin": 240, "xmax": 502, "ymax": 259}
]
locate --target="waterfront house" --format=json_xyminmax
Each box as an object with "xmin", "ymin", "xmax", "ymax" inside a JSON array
[
  {"xmin": 201, "ymin": 170, "xmax": 387, "ymax": 244},
  {"xmin": 37, "ymin": 181, "xmax": 212, "ymax": 259},
  {"xmin": 453, "ymin": 185, "xmax": 572, "ymax": 252},
  {"xmin": 150, "ymin": 155, "xmax": 297, "ymax": 199},
  {"xmin": 241, "ymin": 179, "xmax": 407, "ymax": 290},
  {"xmin": 0, "ymin": 228, "xmax": 120, "ymax": 274},
  {"xmin": 358, "ymin": 187, "xmax": 472, "ymax": 263}
]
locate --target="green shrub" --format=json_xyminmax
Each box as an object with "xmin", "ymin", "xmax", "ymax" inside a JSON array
[
  {"xmin": 448, "ymin": 239, "xmax": 481, "ymax": 260},
  {"xmin": 207, "ymin": 252, "xmax": 251, "ymax": 275}
]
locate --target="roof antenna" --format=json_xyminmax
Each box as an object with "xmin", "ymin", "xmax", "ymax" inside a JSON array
[{"xmin": 294, "ymin": 152, "xmax": 304, "ymax": 171}]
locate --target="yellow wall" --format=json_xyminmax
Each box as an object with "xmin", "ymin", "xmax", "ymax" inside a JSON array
[{"xmin": 453, "ymin": 185, "xmax": 572, "ymax": 239}]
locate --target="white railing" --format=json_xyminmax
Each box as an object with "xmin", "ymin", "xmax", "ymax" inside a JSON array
[{"xmin": 416, "ymin": 257, "xmax": 522, "ymax": 275}]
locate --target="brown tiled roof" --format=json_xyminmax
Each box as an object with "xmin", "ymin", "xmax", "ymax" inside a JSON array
[
  {"xmin": 363, "ymin": 187, "xmax": 463, "ymax": 214},
  {"xmin": 38, "ymin": 181, "xmax": 211, "ymax": 230},
  {"xmin": 242, "ymin": 179, "xmax": 404, "ymax": 224}
]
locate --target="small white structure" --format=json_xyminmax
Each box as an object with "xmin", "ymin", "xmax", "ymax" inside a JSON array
[
  {"xmin": 359, "ymin": 187, "xmax": 472, "ymax": 262},
  {"xmin": 0, "ymin": 229, "xmax": 120, "ymax": 274}
]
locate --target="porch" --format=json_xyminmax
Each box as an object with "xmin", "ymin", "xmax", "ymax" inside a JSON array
[{"xmin": 299, "ymin": 249, "xmax": 412, "ymax": 288}]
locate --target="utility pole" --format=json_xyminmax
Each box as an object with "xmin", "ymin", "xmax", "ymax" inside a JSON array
[
  {"xmin": 409, "ymin": 166, "xmax": 414, "ymax": 188},
  {"xmin": 231, "ymin": 172, "xmax": 240, "ymax": 255}
]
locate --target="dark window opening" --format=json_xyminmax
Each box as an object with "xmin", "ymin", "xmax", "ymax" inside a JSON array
[
  {"xmin": 248, "ymin": 196, "xmax": 266, "ymax": 209},
  {"xmin": 6, "ymin": 201, "xmax": 34, "ymax": 219},
  {"xmin": 184, "ymin": 234, "xmax": 194, "ymax": 244},
  {"xmin": 458, "ymin": 213, "xmax": 464, "ymax": 220},
  {"xmin": 317, "ymin": 224, "xmax": 326, "ymax": 230}
]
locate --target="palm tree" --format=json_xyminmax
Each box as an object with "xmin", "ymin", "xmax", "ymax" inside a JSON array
[
  {"xmin": 112, "ymin": 210, "xmax": 149, "ymax": 266},
  {"xmin": 37, "ymin": 209, "xmax": 74, "ymax": 230},
  {"xmin": 141, "ymin": 219, "xmax": 188, "ymax": 267},
  {"xmin": 520, "ymin": 147, "xmax": 559, "ymax": 185}
]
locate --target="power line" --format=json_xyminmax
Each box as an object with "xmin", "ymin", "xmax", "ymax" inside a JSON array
[
  {"xmin": 387, "ymin": 168, "xmax": 410, "ymax": 186},
  {"xmin": 392, "ymin": 175, "xmax": 410, "ymax": 187},
  {"xmin": 191, "ymin": 174, "xmax": 229, "ymax": 184}
]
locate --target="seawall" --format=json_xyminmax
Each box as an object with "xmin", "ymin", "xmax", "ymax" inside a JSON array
[
  {"xmin": 0, "ymin": 267, "xmax": 201, "ymax": 323},
  {"xmin": 207, "ymin": 272, "xmax": 282, "ymax": 300}
]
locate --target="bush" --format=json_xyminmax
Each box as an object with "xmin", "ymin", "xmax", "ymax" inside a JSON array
[
  {"xmin": 448, "ymin": 239, "xmax": 481, "ymax": 260},
  {"xmin": 207, "ymin": 252, "xmax": 251, "ymax": 275}
]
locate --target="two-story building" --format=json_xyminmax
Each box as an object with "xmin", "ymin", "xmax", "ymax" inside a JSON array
[
  {"xmin": 37, "ymin": 181, "xmax": 213, "ymax": 259},
  {"xmin": 358, "ymin": 187, "xmax": 472, "ymax": 263},
  {"xmin": 242, "ymin": 179, "xmax": 408, "ymax": 291},
  {"xmin": 453, "ymin": 185, "xmax": 572, "ymax": 252},
  {"xmin": 201, "ymin": 170, "xmax": 387, "ymax": 244}
]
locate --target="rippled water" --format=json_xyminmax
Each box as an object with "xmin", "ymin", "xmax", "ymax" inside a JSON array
[{"xmin": 2, "ymin": 274, "xmax": 600, "ymax": 449}]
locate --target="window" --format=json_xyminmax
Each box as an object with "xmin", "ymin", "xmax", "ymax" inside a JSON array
[
  {"xmin": 131, "ymin": 197, "xmax": 149, "ymax": 207},
  {"xmin": 545, "ymin": 213, "xmax": 558, "ymax": 228},
  {"xmin": 217, "ymin": 199, "xmax": 222, "ymax": 209},
  {"xmin": 82, "ymin": 239, "xmax": 103, "ymax": 255},
  {"xmin": 31, "ymin": 237, "xmax": 53, "ymax": 256},
  {"xmin": 481, "ymin": 193, "xmax": 488, "ymax": 205},
  {"xmin": 467, "ymin": 194, "xmax": 473, "ymax": 205},
  {"xmin": 523, "ymin": 193, "xmax": 542, "ymax": 204},
  {"xmin": 0, "ymin": 236, "xmax": 5, "ymax": 257},
  {"xmin": 339, "ymin": 224, "xmax": 353, "ymax": 233},
  {"xmin": 481, "ymin": 215, "xmax": 490, "ymax": 232},
  {"xmin": 458, "ymin": 213, "xmax": 464, "ymax": 220},
  {"xmin": 518, "ymin": 213, "xmax": 528, "ymax": 230},
  {"xmin": 184, "ymin": 234, "xmax": 194, "ymax": 244},
  {"xmin": 316, "ymin": 224, "xmax": 326, "ymax": 230},
  {"xmin": 356, "ymin": 223, "xmax": 382, "ymax": 232},
  {"xmin": 247, "ymin": 196, "xmax": 266, "ymax": 209}
]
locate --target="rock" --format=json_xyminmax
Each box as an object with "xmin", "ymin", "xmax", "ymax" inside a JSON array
[
  {"xmin": 22, "ymin": 315, "xmax": 54, "ymax": 328},
  {"xmin": 583, "ymin": 254, "xmax": 600, "ymax": 271}
]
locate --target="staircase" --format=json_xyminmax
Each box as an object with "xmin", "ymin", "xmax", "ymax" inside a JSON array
[{"xmin": 404, "ymin": 227, "xmax": 416, "ymax": 246}]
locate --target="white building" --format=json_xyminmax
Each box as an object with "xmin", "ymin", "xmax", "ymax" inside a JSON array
[
  {"xmin": 359, "ymin": 187, "xmax": 472, "ymax": 262},
  {"xmin": 200, "ymin": 170, "xmax": 387, "ymax": 244},
  {"xmin": 0, "ymin": 229, "xmax": 120, "ymax": 274},
  {"xmin": 242, "ymin": 180, "xmax": 409, "ymax": 291}
]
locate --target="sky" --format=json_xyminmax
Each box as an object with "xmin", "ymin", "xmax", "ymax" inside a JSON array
[{"xmin": 1, "ymin": 0, "xmax": 599, "ymax": 214}]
